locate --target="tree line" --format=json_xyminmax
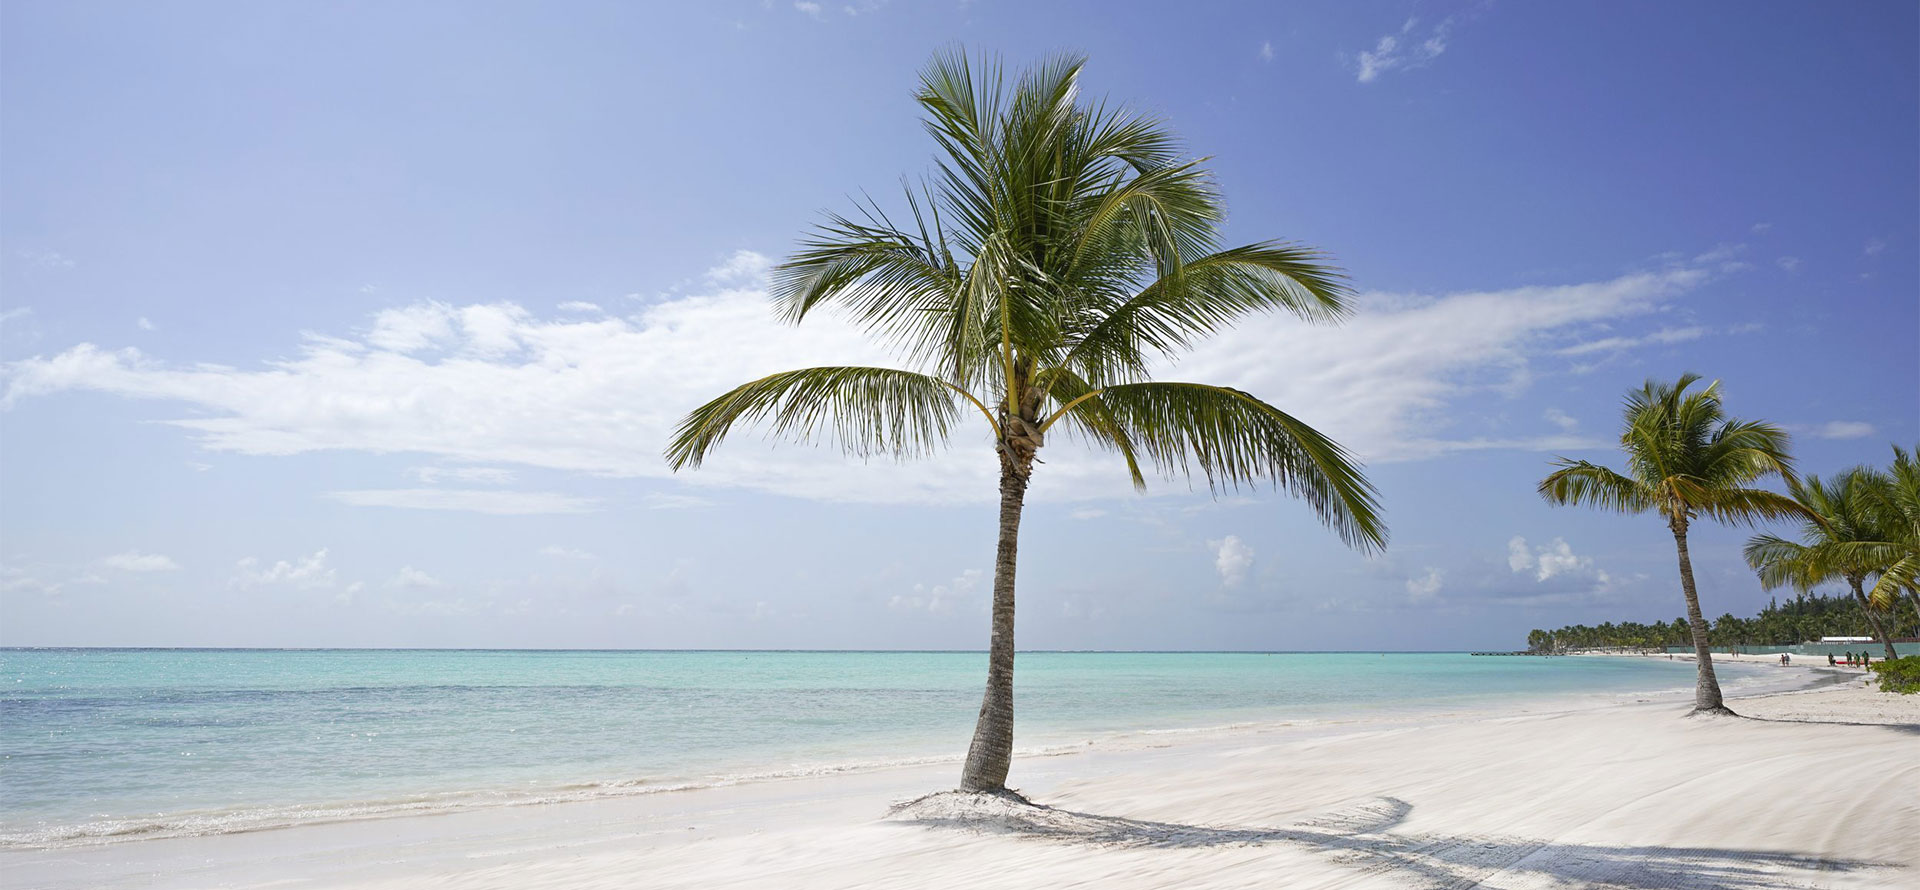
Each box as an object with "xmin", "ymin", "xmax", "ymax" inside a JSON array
[{"xmin": 1527, "ymin": 592, "xmax": 1920, "ymax": 653}]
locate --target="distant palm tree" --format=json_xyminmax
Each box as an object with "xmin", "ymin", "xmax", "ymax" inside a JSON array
[
  {"xmin": 1743, "ymin": 469, "xmax": 1901, "ymax": 661},
  {"xmin": 666, "ymin": 51, "xmax": 1386, "ymax": 793},
  {"xmin": 1538, "ymin": 375, "xmax": 1799, "ymax": 715},
  {"xmin": 1862, "ymin": 445, "xmax": 1920, "ymax": 631}
]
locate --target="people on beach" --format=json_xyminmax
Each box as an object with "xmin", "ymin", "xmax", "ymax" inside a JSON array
[{"xmin": 1828, "ymin": 653, "xmax": 1836, "ymax": 666}]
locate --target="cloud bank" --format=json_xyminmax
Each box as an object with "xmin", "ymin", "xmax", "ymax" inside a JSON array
[{"xmin": 4, "ymin": 252, "xmax": 1727, "ymax": 505}]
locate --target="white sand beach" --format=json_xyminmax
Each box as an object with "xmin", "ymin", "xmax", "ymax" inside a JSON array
[{"xmin": 9, "ymin": 665, "xmax": 1915, "ymax": 890}]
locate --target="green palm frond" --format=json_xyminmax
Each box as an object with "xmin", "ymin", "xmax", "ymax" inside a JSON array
[
  {"xmin": 1090, "ymin": 381, "xmax": 1386, "ymax": 551},
  {"xmin": 1743, "ymin": 467, "xmax": 1905, "ymax": 599},
  {"xmin": 666, "ymin": 367, "xmax": 963, "ymax": 470},
  {"xmin": 1693, "ymin": 487, "xmax": 1809, "ymax": 527},
  {"xmin": 1743, "ymin": 535, "xmax": 1822, "ymax": 591},
  {"xmin": 1041, "ymin": 368, "xmax": 1146, "ymax": 490},
  {"xmin": 1868, "ymin": 555, "xmax": 1918, "ymax": 609},
  {"xmin": 1538, "ymin": 461, "xmax": 1656, "ymax": 514},
  {"xmin": 1061, "ymin": 244, "xmax": 1352, "ymax": 383}
]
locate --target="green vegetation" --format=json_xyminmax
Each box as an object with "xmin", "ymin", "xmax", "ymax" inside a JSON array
[
  {"xmin": 1869, "ymin": 656, "xmax": 1920, "ymax": 694},
  {"xmin": 1745, "ymin": 468, "xmax": 1907, "ymax": 660},
  {"xmin": 666, "ymin": 51, "xmax": 1385, "ymax": 793},
  {"xmin": 1537, "ymin": 374, "xmax": 1799, "ymax": 715},
  {"xmin": 1861, "ymin": 446, "xmax": 1920, "ymax": 615},
  {"xmin": 1526, "ymin": 593, "xmax": 1920, "ymax": 652}
]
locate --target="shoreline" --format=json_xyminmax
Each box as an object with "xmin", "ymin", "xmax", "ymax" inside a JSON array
[
  {"xmin": 0, "ymin": 655, "xmax": 1801, "ymax": 853},
  {"xmin": 8, "ymin": 662, "xmax": 1915, "ymax": 889}
]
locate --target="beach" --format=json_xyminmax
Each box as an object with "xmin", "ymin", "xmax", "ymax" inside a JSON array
[{"xmin": 7, "ymin": 660, "xmax": 1914, "ymax": 890}]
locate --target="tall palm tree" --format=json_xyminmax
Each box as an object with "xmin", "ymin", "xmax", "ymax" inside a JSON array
[
  {"xmin": 1538, "ymin": 375, "xmax": 1799, "ymax": 715},
  {"xmin": 665, "ymin": 51, "xmax": 1386, "ymax": 793},
  {"xmin": 1743, "ymin": 469, "xmax": 1901, "ymax": 661}
]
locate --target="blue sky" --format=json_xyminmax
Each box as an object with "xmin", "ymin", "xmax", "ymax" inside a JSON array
[{"xmin": 2, "ymin": 0, "xmax": 1914, "ymax": 650}]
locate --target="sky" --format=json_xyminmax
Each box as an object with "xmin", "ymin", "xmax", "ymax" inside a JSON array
[{"xmin": 2, "ymin": 0, "xmax": 1915, "ymax": 650}]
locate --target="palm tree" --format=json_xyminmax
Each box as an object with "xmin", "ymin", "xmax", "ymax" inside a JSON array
[
  {"xmin": 1861, "ymin": 445, "xmax": 1920, "ymax": 632},
  {"xmin": 1537, "ymin": 375, "xmax": 1799, "ymax": 715},
  {"xmin": 665, "ymin": 51, "xmax": 1386, "ymax": 793},
  {"xmin": 1743, "ymin": 469, "xmax": 1901, "ymax": 661}
]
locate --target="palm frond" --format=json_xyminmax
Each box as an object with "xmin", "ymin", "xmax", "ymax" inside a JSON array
[
  {"xmin": 1742, "ymin": 534, "xmax": 1824, "ymax": 591},
  {"xmin": 1692, "ymin": 487, "xmax": 1809, "ymax": 527},
  {"xmin": 1061, "ymin": 244, "xmax": 1352, "ymax": 382},
  {"xmin": 1040, "ymin": 367, "xmax": 1146, "ymax": 490},
  {"xmin": 1538, "ymin": 461, "xmax": 1656, "ymax": 514},
  {"xmin": 1868, "ymin": 556, "xmax": 1918, "ymax": 609},
  {"xmin": 665, "ymin": 367, "xmax": 963, "ymax": 470},
  {"xmin": 1092, "ymin": 381, "xmax": 1386, "ymax": 551}
]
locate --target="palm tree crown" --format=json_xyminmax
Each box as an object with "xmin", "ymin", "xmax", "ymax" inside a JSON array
[
  {"xmin": 1745, "ymin": 470, "xmax": 1897, "ymax": 592},
  {"xmin": 1538, "ymin": 374, "xmax": 1799, "ymax": 530},
  {"xmin": 666, "ymin": 50, "xmax": 1384, "ymax": 547},
  {"xmin": 1744, "ymin": 469, "xmax": 1903, "ymax": 659},
  {"xmin": 667, "ymin": 50, "xmax": 1385, "ymax": 791},
  {"xmin": 1861, "ymin": 445, "xmax": 1920, "ymax": 610}
]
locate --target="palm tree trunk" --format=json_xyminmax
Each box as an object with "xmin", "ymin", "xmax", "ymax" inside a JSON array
[
  {"xmin": 1671, "ymin": 519, "xmax": 1733, "ymax": 715},
  {"xmin": 1849, "ymin": 575, "xmax": 1899, "ymax": 662},
  {"xmin": 1908, "ymin": 590, "xmax": 1920, "ymax": 642},
  {"xmin": 960, "ymin": 453, "xmax": 1031, "ymax": 791}
]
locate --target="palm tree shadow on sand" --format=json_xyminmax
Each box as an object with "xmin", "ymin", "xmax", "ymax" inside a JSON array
[{"xmin": 887, "ymin": 792, "xmax": 1901, "ymax": 890}]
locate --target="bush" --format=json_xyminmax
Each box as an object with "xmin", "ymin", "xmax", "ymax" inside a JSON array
[{"xmin": 1868, "ymin": 656, "xmax": 1920, "ymax": 695}]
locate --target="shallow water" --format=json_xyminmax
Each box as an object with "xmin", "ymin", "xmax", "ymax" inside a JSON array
[{"xmin": 0, "ymin": 648, "xmax": 1777, "ymax": 847}]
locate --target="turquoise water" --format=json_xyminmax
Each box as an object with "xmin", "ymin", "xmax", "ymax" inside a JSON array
[{"xmin": 0, "ymin": 649, "xmax": 1766, "ymax": 848}]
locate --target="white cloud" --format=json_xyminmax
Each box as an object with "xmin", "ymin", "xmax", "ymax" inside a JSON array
[
  {"xmin": 324, "ymin": 489, "xmax": 599, "ymax": 515},
  {"xmin": 1210, "ymin": 535, "xmax": 1254, "ymax": 587},
  {"xmin": 539, "ymin": 545, "xmax": 595, "ymax": 560},
  {"xmin": 233, "ymin": 548, "xmax": 336, "ymax": 589},
  {"xmin": 1171, "ymin": 264, "xmax": 1711, "ymax": 463},
  {"xmin": 1259, "ymin": 40, "xmax": 1273, "ymax": 62},
  {"xmin": 137, "ymin": 317, "xmax": 156, "ymax": 331},
  {"xmin": 1863, "ymin": 237, "xmax": 1886, "ymax": 256},
  {"xmin": 103, "ymin": 550, "xmax": 180, "ymax": 572},
  {"xmin": 888, "ymin": 568, "xmax": 983, "ymax": 615},
  {"xmin": 388, "ymin": 565, "xmax": 443, "ymax": 589},
  {"xmin": 408, "ymin": 466, "xmax": 516, "ymax": 485},
  {"xmin": 1814, "ymin": 421, "xmax": 1875, "ymax": 440},
  {"xmin": 1069, "ymin": 507, "xmax": 1108, "ymax": 520},
  {"xmin": 1508, "ymin": 536, "xmax": 1593, "ymax": 582},
  {"xmin": 1405, "ymin": 567, "xmax": 1444, "ymax": 602},
  {"xmin": 1, "ymin": 248, "xmax": 1729, "ymax": 504},
  {"xmin": 336, "ymin": 580, "xmax": 365, "ymax": 606},
  {"xmin": 793, "ymin": 1, "xmax": 823, "ymax": 18},
  {"xmin": 1543, "ymin": 408, "xmax": 1578, "ymax": 432},
  {"xmin": 556, "ymin": 301, "xmax": 602, "ymax": 313},
  {"xmin": 1, "ymin": 561, "xmax": 105, "ymax": 597},
  {"xmin": 1775, "ymin": 256, "xmax": 1801, "ymax": 273},
  {"xmin": 1354, "ymin": 16, "xmax": 1455, "ymax": 83},
  {"xmin": 16, "ymin": 248, "xmax": 74, "ymax": 269},
  {"xmin": 1555, "ymin": 325, "xmax": 1706, "ymax": 357},
  {"xmin": 1750, "ymin": 222, "xmax": 1772, "ymax": 234},
  {"xmin": 706, "ymin": 249, "xmax": 772, "ymax": 286}
]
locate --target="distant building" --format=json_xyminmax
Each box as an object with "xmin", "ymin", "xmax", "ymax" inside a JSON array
[{"xmin": 1818, "ymin": 636, "xmax": 1875, "ymax": 643}]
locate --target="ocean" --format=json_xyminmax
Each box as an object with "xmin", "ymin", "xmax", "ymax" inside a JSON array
[{"xmin": 0, "ymin": 648, "xmax": 1780, "ymax": 848}]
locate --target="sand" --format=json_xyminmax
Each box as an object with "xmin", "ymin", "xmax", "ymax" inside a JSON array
[{"xmin": 7, "ymin": 666, "xmax": 1916, "ymax": 890}]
